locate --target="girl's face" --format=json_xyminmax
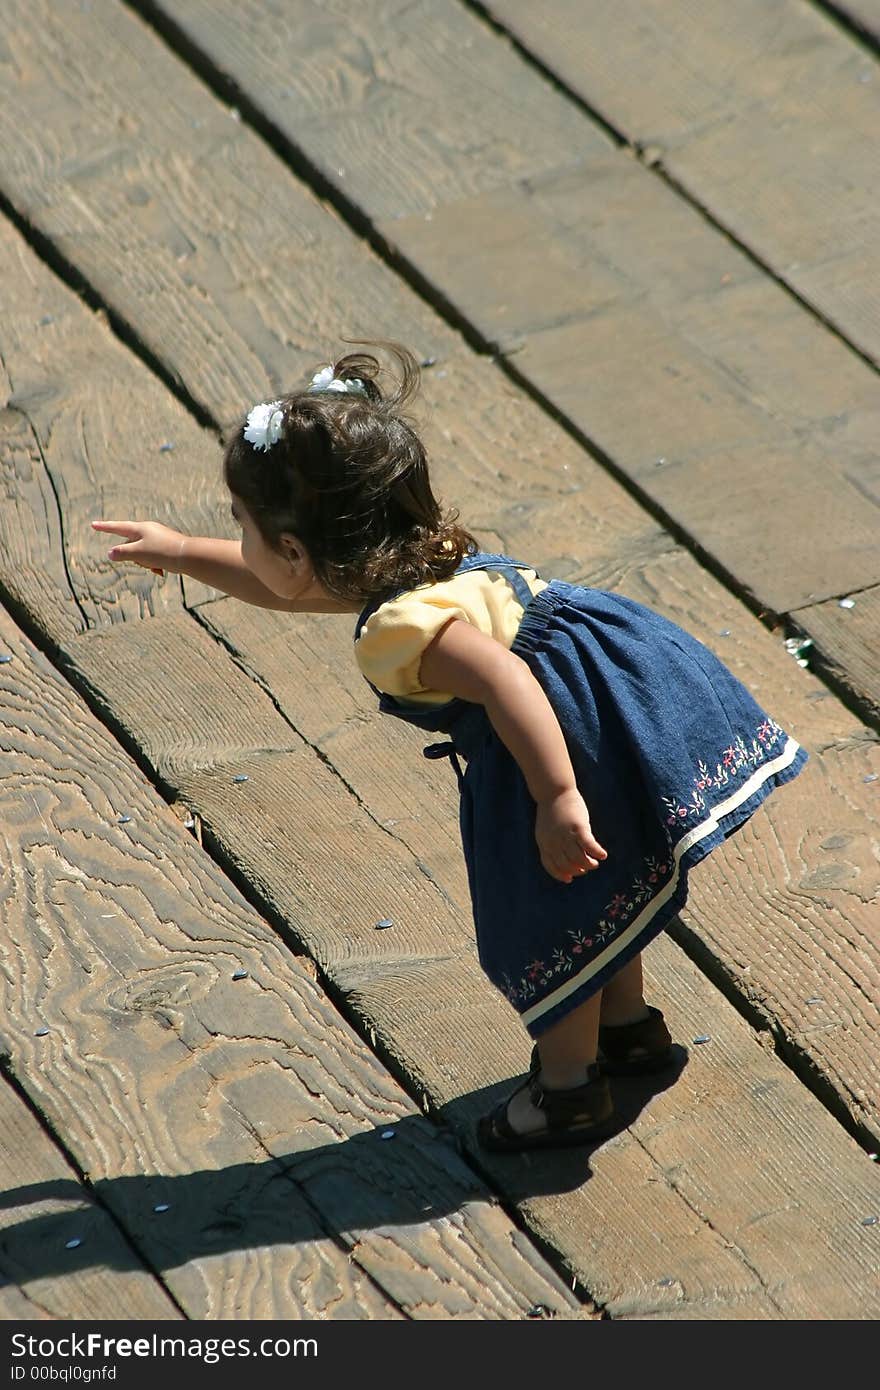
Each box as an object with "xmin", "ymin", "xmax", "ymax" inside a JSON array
[{"xmin": 230, "ymin": 494, "xmax": 321, "ymax": 603}]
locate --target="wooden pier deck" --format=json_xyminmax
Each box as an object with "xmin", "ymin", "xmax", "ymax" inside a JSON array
[{"xmin": 0, "ymin": 0, "xmax": 878, "ymax": 1320}]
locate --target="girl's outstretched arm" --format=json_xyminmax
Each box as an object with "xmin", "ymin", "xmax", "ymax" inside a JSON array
[
  {"xmin": 92, "ymin": 521, "xmax": 340, "ymax": 612},
  {"xmin": 419, "ymin": 618, "xmax": 608, "ymax": 884}
]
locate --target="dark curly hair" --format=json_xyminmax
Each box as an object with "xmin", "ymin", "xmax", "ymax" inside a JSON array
[{"xmin": 223, "ymin": 341, "xmax": 477, "ymax": 601}]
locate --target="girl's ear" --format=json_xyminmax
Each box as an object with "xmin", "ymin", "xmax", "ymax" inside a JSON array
[{"xmin": 278, "ymin": 532, "xmax": 309, "ymax": 569}]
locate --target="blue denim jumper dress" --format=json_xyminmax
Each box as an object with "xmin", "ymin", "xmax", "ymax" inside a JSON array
[{"xmin": 355, "ymin": 550, "xmax": 808, "ymax": 1038}]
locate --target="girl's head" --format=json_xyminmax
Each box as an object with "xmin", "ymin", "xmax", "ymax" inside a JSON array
[{"xmin": 224, "ymin": 341, "xmax": 476, "ymax": 603}]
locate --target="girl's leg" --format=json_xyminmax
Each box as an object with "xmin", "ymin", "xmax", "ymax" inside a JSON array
[
  {"xmin": 599, "ymin": 953, "xmax": 649, "ymax": 1027},
  {"xmin": 597, "ymin": 952, "xmax": 673, "ymax": 1075},
  {"xmin": 506, "ymin": 991, "xmax": 603, "ymax": 1135},
  {"xmin": 490, "ymin": 955, "xmax": 666, "ymax": 1142}
]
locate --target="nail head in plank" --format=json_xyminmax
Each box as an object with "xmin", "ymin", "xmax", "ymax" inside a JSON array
[{"xmin": 0, "ymin": 1073, "xmax": 179, "ymax": 1320}]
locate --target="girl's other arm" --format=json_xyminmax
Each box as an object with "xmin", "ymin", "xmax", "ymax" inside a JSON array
[
  {"xmin": 419, "ymin": 618, "xmax": 608, "ymax": 883},
  {"xmin": 92, "ymin": 521, "xmax": 311, "ymax": 611}
]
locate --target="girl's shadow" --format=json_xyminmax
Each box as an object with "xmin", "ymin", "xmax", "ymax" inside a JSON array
[{"xmin": 0, "ymin": 1049, "xmax": 687, "ymax": 1284}]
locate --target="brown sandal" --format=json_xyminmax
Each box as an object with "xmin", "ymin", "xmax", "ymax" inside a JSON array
[
  {"xmin": 599, "ymin": 1006, "xmax": 673, "ymax": 1074},
  {"xmin": 478, "ymin": 1063, "xmax": 616, "ymax": 1153},
  {"xmin": 528, "ymin": 1007, "xmax": 673, "ymax": 1079}
]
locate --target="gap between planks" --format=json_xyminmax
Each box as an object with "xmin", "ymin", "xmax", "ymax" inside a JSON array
[{"xmin": 10, "ymin": 0, "xmax": 873, "ymax": 738}]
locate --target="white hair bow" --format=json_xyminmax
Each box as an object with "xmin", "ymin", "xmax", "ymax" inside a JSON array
[
  {"xmin": 308, "ymin": 365, "xmax": 368, "ymax": 397},
  {"xmin": 243, "ymin": 400, "xmax": 285, "ymax": 452}
]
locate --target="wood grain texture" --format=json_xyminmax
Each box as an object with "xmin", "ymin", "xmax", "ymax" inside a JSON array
[
  {"xmin": 484, "ymin": 0, "xmax": 880, "ymax": 366},
  {"xmin": 515, "ymin": 316, "xmax": 878, "ymax": 614},
  {"xmin": 618, "ymin": 550, "xmax": 880, "ymax": 1142},
  {"xmin": 621, "ymin": 1299, "xmax": 781, "ymax": 1320},
  {"xmin": 388, "ymin": 160, "xmax": 880, "ymax": 614},
  {"xmin": 341, "ymin": 941, "xmax": 880, "ymax": 1317},
  {"xmin": 3, "ymin": 245, "xmax": 879, "ymax": 1324},
  {"xmin": 0, "ymin": 216, "xmax": 228, "ymax": 638},
  {"xmin": 57, "ymin": 578, "xmax": 880, "ymax": 1311},
  {"xmin": 143, "ymin": 0, "xmax": 605, "ymax": 221},
  {"xmin": 0, "ymin": 1075, "xmax": 180, "ymax": 1319},
  {"xmin": 0, "ymin": 0, "xmax": 450, "ymax": 430},
  {"xmin": 0, "ymin": 605, "xmax": 583, "ymax": 1320},
  {"xmin": 3, "ymin": 0, "xmax": 880, "ymax": 1317},
  {"xmin": 64, "ymin": 613, "xmax": 478, "ymax": 970},
  {"xmin": 4, "ymin": 0, "xmax": 878, "ymax": 621},
  {"xmin": 129, "ymin": 0, "xmax": 880, "ymax": 617},
  {"xmin": 685, "ymin": 743, "xmax": 880, "ymax": 1133},
  {"xmin": 794, "ymin": 585, "xmax": 880, "ymax": 725}
]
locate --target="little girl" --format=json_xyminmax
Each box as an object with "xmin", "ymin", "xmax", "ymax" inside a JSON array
[{"xmin": 93, "ymin": 343, "xmax": 808, "ymax": 1154}]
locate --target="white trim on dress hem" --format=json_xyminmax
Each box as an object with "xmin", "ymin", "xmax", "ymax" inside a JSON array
[{"xmin": 521, "ymin": 736, "xmax": 803, "ymax": 1027}]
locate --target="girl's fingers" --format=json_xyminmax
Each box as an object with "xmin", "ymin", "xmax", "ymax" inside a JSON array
[
  {"xmin": 568, "ymin": 843, "xmax": 606, "ymax": 877},
  {"xmin": 94, "ymin": 521, "xmax": 163, "ymax": 575},
  {"xmin": 539, "ymin": 824, "xmax": 609, "ymax": 882},
  {"xmin": 106, "ymin": 541, "xmax": 157, "ymax": 571},
  {"xmin": 91, "ymin": 520, "xmax": 141, "ymax": 538},
  {"xmin": 580, "ymin": 833, "xmax": 607, "ymax": 860}
]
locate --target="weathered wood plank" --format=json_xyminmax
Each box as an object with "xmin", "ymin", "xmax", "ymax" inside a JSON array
[
  {"xmin": 59, "ymin": 581, "xmax": 880, "ymax": 1313},
  {"xmin": 2, "ymin": 1, "xmax": 877, "ymax": 655},
  {"xmin": 386, "ymin": 161, "xmax": 880, "ymax": 616},
  {"xmin": 145, "ymin": 0, "xmax": 603, "ymax": 222},
  {"xmin": 4, "ymin": 197, "xmax": 880, "ymax": 1305},
  {"xmin": 337, "ymin": 936, "xmax": 880, "ymax": 1317},
  {"xmin": 577, "ymin": 931, "xmax": 880, "ymax": 1319},
  {"xmin": 482, "ymin": 0, "xmax": 880, "ymax": 367},
  {"xmin": 683, "ymin": 743, "xmax": 880, "ymax": 1129},
  {"xmin": 0, "ymin": 217, "xmax": 224, "ymax": 638},
  {"xmin": 66, "ymin": 611, "xmax": 477, "ymax": 968},
  {"xmin": 0, "ymin": 1074, "xmax": 181, "ymax": 1319},
  {"xmin": 59, "ymin": 597, "xmax": 880, "ymax": 1313},
  {"xmin": 794, "ymin": 585, "xmax": 880, "ymax": 725},
  {"xmin": 0, "ymin": 605, "xmax": 583, "ymax": 1320},
  {"xmin": 5, "ymin": 2, "xmax": 878, "ymax": 1312},
  {"xmin": 0, "ymin": 0, "xmax": 450, "ymax": 431},
  {"xmin": 59, "ymin": 0, "xmax": 874, "ymax": 620}
]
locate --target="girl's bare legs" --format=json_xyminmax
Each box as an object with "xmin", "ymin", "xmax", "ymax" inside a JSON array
[
  {"xmin": 507, "ymin": 991, "xmax": 603, "ymax": 1135},
  {"xmin": 505, "ymin": 955, "xmax": 650, "ymax": 1134},
  {"xmin": 599, "ymin": 953, "xmax": 649, "ymax": 1027}
]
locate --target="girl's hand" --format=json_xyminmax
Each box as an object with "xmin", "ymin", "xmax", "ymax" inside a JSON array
[
  {"xmin": 535, "ymin": 788, "xmax": 608, "ymax": 884},
  {"xmin": 92, "ymin": 520, "xmax": 188, "ymax": 576}
]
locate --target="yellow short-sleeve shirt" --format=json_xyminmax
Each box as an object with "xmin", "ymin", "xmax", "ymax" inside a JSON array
[{"xmin": 355, "ymin": 566, "xmax": 548, "ymax": 705}]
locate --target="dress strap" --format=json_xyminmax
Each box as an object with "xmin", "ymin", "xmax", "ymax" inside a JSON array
[
  {"xmin": 495, "ymin": 564, "xmax": 537, "ymax": 608},
  {"xmin": 447, "ymin": 550, "xmax": 538, "ymax": 607}
]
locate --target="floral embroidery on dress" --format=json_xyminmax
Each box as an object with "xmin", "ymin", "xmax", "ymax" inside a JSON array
[
  {"xmin": 501, "ymin": 716, "xmax": 787, "ymax": 1010},
  {"xmin": 501, "ymin": 852, "xmax": 671, "ymax": 1008},
  {"xmin": 660, "ymin": 718, "xmax": 784, "ymax": 828}
]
